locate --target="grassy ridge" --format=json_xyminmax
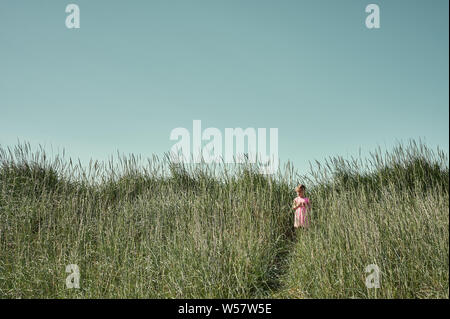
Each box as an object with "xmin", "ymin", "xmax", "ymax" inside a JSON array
[
  {"xmin": 0, "ymin": 141, "xmax": 448, "ymax": 298},
  {"xmin": 276, "ymin": 143, "xmax": 449, "ymax": 298}
]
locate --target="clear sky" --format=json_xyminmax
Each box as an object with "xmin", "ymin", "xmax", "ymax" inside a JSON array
[{"xmin": 0, "ymin": 0, "xmax": 448, "ymax": 174}]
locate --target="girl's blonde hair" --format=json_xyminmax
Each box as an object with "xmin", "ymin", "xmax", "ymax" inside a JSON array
[{"xmin": 295, "ymin": 184, "xmax": 306, "ymax": 193}]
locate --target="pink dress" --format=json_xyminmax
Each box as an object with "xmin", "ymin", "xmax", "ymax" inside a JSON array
[{"xmin": 294, "ymin": 197, "xmax": 310, "ymax": 228}]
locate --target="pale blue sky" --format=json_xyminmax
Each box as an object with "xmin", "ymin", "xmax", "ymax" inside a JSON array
[{"xmin": 0, "ymin": 0, "xmax": 448, "ymax": 174}]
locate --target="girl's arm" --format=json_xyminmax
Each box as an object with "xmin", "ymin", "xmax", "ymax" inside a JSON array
[{"xmin": 292, "ymin": 200, "xmax": 304, "ymax": 210}]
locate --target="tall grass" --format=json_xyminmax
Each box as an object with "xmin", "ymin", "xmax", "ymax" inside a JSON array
[
  {"xmin": 0, "ymin": 141, "xmax": 448, "ymax": 298},
  {"xmin": 276, "ymin": 141, "xmax": 449, "ymax": 298}
]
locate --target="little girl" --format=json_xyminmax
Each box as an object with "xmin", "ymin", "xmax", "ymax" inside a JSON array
[{"xmin": 292, "ymin": 184, "xmax": 311, "ymax": 228}]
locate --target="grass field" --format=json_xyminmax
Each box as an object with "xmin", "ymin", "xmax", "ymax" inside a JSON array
[{"xmin": 0, "ymin": 141, "xmax": 448, "ymax": 298}]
